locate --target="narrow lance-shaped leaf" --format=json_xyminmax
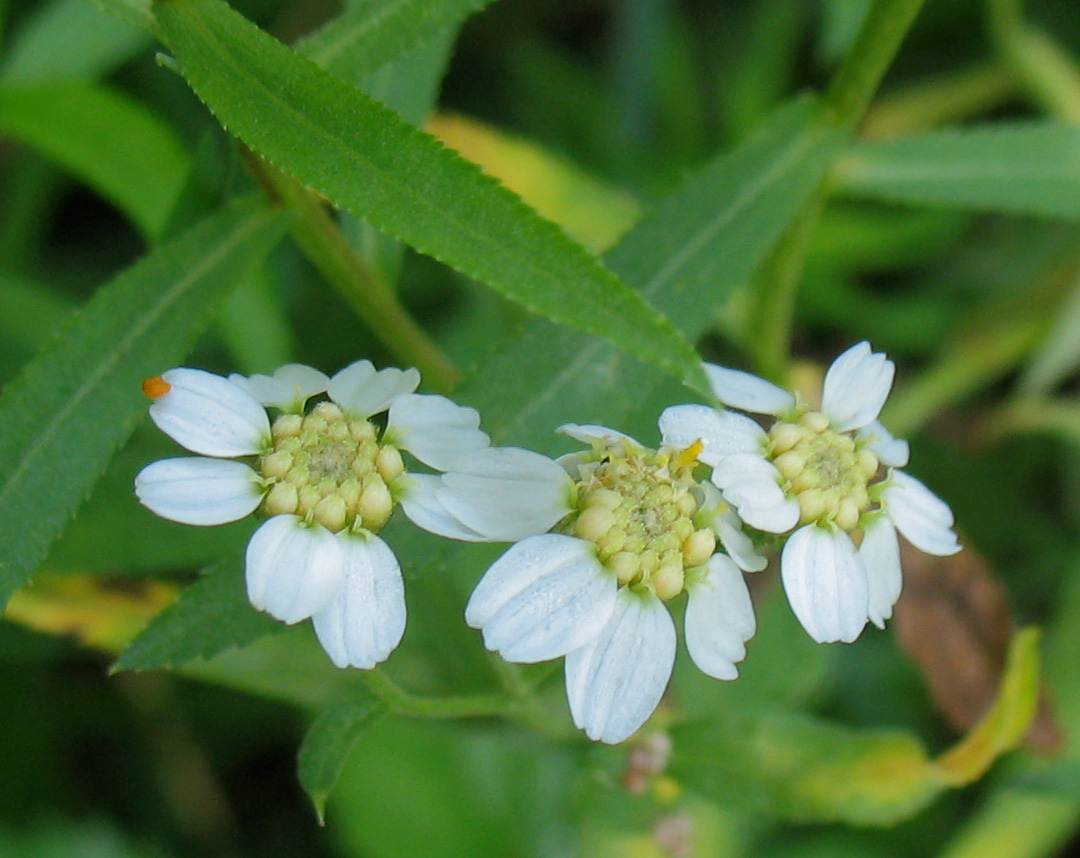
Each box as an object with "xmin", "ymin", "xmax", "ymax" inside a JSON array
[
  {"xmin": 0, "ymin": 197, "xmax": 289, "ymax": 610},
  {"xmin": 298, "ymin": 693, "xmax": 384, "ymax": 823},
  {"xmin": 152, "ymin": 0, "xmax": 706, "ymax": 391},
  {"xmin": 833, "ymin": 124, "xmax": 1080, "ymax": 220},
  {"xmin": 113, "ymin": 553, "xmax": 280, "ymax": 672},
  {"xmin": 459, "ymin": 96, "xmax": 845, "ymax": 446},
  {"xmin": 296, "ymin": 0, "xmax": 494, "ymax": 84}
]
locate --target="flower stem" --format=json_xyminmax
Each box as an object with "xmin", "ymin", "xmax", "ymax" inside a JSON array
[
  {"xmin": 987, "ymin": 0, "xmax": 1080, "ymax": 123},
  {"xmin": 360, "ymin": 668, "xmax": 574, "ymax": 739},
  {"xmin": 243, "ymin": 152, "xmax": 462, "ymax": 393},
  {"xmin": 746, "ymin": 0, "xmax": 928, "ymax": 381}
]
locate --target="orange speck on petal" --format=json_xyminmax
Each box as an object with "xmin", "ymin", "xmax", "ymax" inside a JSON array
[{"xmin": 142, "ymin": 375, "xmax": 171, "ymax": 398}]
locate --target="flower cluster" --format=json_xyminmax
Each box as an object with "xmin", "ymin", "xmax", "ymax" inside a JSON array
[
  {"xmin": 136, "ymin": 343, "xmax": 960, "ymax": 745},
  {"xmin": 135, "ymin": 361, "xmax": 488, "ymax": 668}
]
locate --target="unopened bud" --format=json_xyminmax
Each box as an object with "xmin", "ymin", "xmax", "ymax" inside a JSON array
[
  {"xmin": 653, "ymin": 562, "xmax": 685, "ymax": 600},
  {"xmin": 314, "ymin": 495, "xmax": 348, "ymax": 532},
  {"xmin": 682, "ymin": 529, "xmax": 716, "ymax": 568},
  {"xmin": 376, "ymin": 445, "xmax": 405, "ymax": 483},
  {"xmin": 264, "ymin": 482, "xmax": 298, "ymax": 515},
  {"xmin": 609, "ymin": 551, "xmax": 640, "ymax": 584}
]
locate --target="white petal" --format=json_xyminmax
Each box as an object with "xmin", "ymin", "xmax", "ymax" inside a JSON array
[
  {"xmin": 556, "ymin": 423, "xmax": 643, "ymax": 449},
  {"xmin": 149, "ymin": 368, "xmax": 269, "ymax": 457},
  {"xmin": 684, "ymin": 554, "xmax": 756, "ymax": 679},
  {"xmin": 465, "ymin": 534, "xmax": 617, "ymax": 663},
  {"xmin": 712, "ymin": 509, "xmax": 768, "ymax": 572},
  {"xmin": 658, "ymin": 405, "xmax": 765, "ymax": 466},
  {"xmin": 229, "ymin": 364, "xmax": 329, "ymax": 413},
  {"xmin": 387, "ymin": 393, "xmax": 489, "ymax": 470},
  {"xmin": 327, "ymin": 360, "xmax": 420, "ymax": 419},
  {"xmin": 135, "ymin": 457, "xmax": 263, "ymax": 525},
  {"xmin": 397, "ymin": 474, "xmax": 490, "ymax": 541},
  {"xmin": 437, "ymin": 448, "xmax": 572, "ymax": 541},
  {"xmin": 702, "ymin": 363, "xmax": 795, "ymax": 415},
  {"xmin": 312, "ymin": 535, "xmax": 406, "ymax": 669},
  {"xmin": 820, "ymin": 342, "xmax": 895, "ymax": 432},
  {"xmin": 711, "ymin": 454, "xmax": 799, "ymax": 533},
  {"xmin": 245, "ymin": 516, "xmax": 347, "ymax": 624},
  {"xmin": 564, "ymin": 590, "xmax": 676, "ymax": 744},
  {"xmin": 857, "ymin": 420, "xmax": 909, "ymax": 467},
  {"xmin": 781, "ymin": 525, "xmax": 869, "ymax": 643},
  {"xmin": 860, "ymin": 516, "xmax": 903, "ymax": 628},
  {"xmin": 882, "ymin": 470, "xmax": 961, "ymax": 556}
]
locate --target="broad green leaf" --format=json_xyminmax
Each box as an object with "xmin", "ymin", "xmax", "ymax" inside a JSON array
[
  {"xmin": 296, "ymin": 0, "xmax": 493, "ymax": 84},
  {"xmin": 834, "ymin": 124, "xmax": 1080, "ymax": 220},
  {"xmin": 0, "ymin": 0, "xmax": 150, "ymax": 82},
  {"xmin": 0, "ymin": 81, "xmax": 190, "ymax": 238},
  {"xmin": 0, "ymin": 197, "xmax": 288, "ymax": 610},
  {"xmin": 671, "ymin": 709, "xmax": 942, "ymax": 826},
  {"xmin": 297, "ymin": 693, "xmax": 384, "ymax": 822},
  {"xmin": 113, "ymin": 553, "xmax": 279, "ymax": 671},
  {"xmin": 670, "ymin": 628, "xmax": 1041, "ymax": 826},
  {"xmin": 330, "ymin": 718, "xmax": 574, "ymax": 858},
  {"xmin": 152, "ymin": 0, "xmax": 706, "ymax": 390}
]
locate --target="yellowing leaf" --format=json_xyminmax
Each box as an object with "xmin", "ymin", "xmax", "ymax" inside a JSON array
[{"xmin": 426, "ymin": 112, "xmax": 640, "ymax": 254}]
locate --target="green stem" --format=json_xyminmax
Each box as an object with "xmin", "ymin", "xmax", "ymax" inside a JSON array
[
  {"xmin": 360, "ymin": 668, "xmax": 574, "ymax": 739},
  {"xmin": 360, "ymin": 668, "xmax": 509, "ymax": 719},
  {"xmin": 823, "ymin": 0, "xmax": 929, "ymax": 130},
  {"xmin": 747, "ymin": 0, "xmax": 927, "ymax": 380},
  {"xmin": 987, "ymin": 0, "xmax": 1080, "ymax": 123},
  {"xmin": 244, "ymin": 153, "xmax": 462, "ymax": 392}
]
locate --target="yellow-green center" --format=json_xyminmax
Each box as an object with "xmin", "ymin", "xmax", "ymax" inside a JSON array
[
  {"xmin": 256, "ymin": 401, "xmax": 404, "ymax": 533},
  {"xmin": 767, "ymin": 410, "xmax": 879, "ymax": 531},
  {"xmin": 562, "ymin": 443, "xmax": 716, "ymax": 600}
]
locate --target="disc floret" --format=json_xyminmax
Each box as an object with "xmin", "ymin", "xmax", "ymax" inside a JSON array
[
  {"xmin": 258, "ymin": 401, "xmax": 404, "ymax": 533},
  {"xmin": 766, "ymin": 409, "xmax": 881, "ymax": 532},
  {"xmin": 562, "ymin": 440, "xmax": 716, "ymax": 600}
]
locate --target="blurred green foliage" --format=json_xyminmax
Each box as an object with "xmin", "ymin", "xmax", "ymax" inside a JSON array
[{"xmin": 2, "ymin": 0, "xmax": 1080, "ymax": 856}]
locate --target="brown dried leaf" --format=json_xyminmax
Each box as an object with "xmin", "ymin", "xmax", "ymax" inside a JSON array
[{"xmin": 893, "ymin": 540, "xmax": 1062, "ymax": 755}]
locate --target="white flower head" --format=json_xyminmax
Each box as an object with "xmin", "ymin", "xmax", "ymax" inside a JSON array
[
  {"xmin": 135, "ymin": 362, "xmax": 489, "ymax": 669},
  {"xmin": 426, "ymin": 420, "xmax": 757, "ymax": 744},
  {"xmin": 670, "ymin": 341, "xmax": 960, "ymax": 645}
]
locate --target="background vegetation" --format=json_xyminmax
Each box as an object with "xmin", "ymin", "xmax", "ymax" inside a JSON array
[{"xmin": 2, "ymin": 0, "xmax": 1080, "ymax": 855}]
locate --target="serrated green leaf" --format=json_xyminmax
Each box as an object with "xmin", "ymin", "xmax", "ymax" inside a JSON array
[
  {"xmin": 113, "ymin": 552, "xmax": 279, "ymax": 671},
  {"xmin": 834, "ymin": 124, "xmax": 1080, "ymax": 220},
  {"xmin": 460, "ymin": 96, "xmax": 844, "ymax": 448},
  {"xmin": 0, "ymin": 0, "xmax": 151, "ymax": 82},
  {"xmin": 0, "ymin": 81, "xmax": 190, "ymax": 238},
  {"xmin": 297, "ymin": 693, "xmax": 383, "ymax": 822},
  {"xmin": 296, "ymin": 0, "xmax": 493, "ymax": 84},
  {"xmin": 0, "ymin": 197, "xmax": 288, "ymax": 611},
  {"xmin": 152, "ymin": 0, "xmax": 706, "ymax": 390}
]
